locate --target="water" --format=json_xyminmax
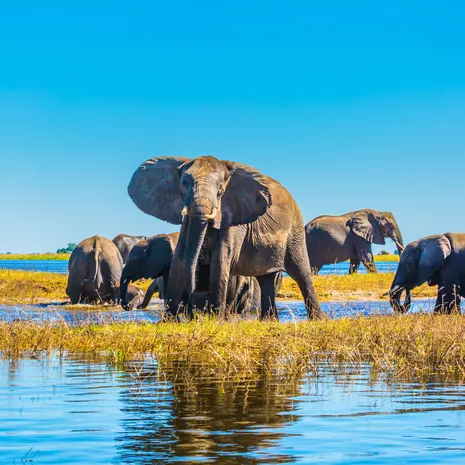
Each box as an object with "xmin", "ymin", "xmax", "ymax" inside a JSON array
[
  {"xmin": 0, "ymin": 298, "xmax": 440, "ymax": 326},
  {"xmin": 1, "ymin": 355, "xmax": 465, "ymax": 464},
  {"xmin": 0, "ymin": 259, "xmax": 398, "ymax": 275}
]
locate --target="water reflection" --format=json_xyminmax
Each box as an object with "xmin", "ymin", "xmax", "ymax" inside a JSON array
[
  {"xmin": 117, "ymin": 362, "xmax": 303, "ymax": 464},
  {"xmin": 2, "ymin": 356, "xmax": 465, "ymax": 464}
]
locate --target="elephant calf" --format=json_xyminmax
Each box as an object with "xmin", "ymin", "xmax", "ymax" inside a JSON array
[
  {"xmin": 67, "ymin": 235, "xmax": 143, "ymax": 307},
  {"xmin": 306, "ymin": 208, "xmax": 404, "ymax": 274},
  {"xmin": 389, "ymin": 233, "xmax": 465, "ymax": 314}
]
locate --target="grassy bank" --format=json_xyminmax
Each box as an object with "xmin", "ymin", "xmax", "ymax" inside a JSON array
[
  {"xmin": 0, "ymin": 269, "xmax": 436, "ymax": 304},
  {"xmin": 374, "ymin": 254, "xmax": 399, "ymax": 262},
  {"xmin": 2, "ymin": 315, "xmax": 465, "ymax": 381},
  {"xmin": 0, "ymin": 253, "xmax": 71, "ymax": 260}
]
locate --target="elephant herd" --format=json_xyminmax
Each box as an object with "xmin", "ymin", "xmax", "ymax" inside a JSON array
[{"xmin": 66, "ymin": 155, "xmax": 464, "ymax": 318}]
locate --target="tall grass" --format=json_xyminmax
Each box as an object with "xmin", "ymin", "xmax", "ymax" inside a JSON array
[
  {"xmin": 2, "ymin": 314, "xmax": 465, "ymax": 381},
  {"xmin": 374, "ymin": 254, "xmax": 399, "ymax": 262}
]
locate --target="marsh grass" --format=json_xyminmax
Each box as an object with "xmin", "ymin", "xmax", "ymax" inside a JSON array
[
  {"xmin": 0, "ymin": 270, "xmax": 152, "ymax": 304},
  {"xmin": 2, "ymin": 314, "xmax": 465, "ymax": 382},
  {"xmin": 279, "ymin": 275, "xmax": 436, "ymax": 301},
  {"xmin": 0, "ymin": 253, "xmax": 71, "ymax": 260},
  {"xmin": 0, "ymin": 270, "xmax": 436, "ymax": 304}
]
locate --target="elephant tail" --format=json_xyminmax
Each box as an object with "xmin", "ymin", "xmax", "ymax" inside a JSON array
[{"xmin": 90, "ymin": 248, "xmax": 100, "ymax": 284}]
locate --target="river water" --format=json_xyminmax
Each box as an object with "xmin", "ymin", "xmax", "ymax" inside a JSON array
[{"xmin": 2, "ymin": 355, "xmax": 465, "ymax": 464}]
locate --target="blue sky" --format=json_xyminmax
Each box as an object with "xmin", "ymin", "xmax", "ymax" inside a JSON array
[{"xmin": 0, "ymin": 1, "xmax": 464, "ymax": 252}]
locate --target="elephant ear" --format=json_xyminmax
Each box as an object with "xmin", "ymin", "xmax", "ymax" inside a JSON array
[
  {"xmin": 218, "ymin": 161, "xmax": 272, "ymax": 228},
  {"xmin": 350, "ymin": 211, "xmax": 385, "ymax": 245},
  {"xmin": 128, "ymin": 156, "xmax": 191, "ymax": 225},
  {"xmin": 416, "ymin": 235, "xmax": 451, "ymax": 287}
]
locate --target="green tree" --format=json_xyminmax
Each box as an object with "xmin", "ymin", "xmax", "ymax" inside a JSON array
[{"xmin": 56, "ymin": 243, "xmax": 77, "ymax": 254}]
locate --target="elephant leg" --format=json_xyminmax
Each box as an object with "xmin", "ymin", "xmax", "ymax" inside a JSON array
[
  {"xmin": 285, "ymin": 232, "xmax": 324, "ymax": 320},
  {"xmin": 349, "ymin": 258, "xmax": 360, "ymax": 274},
  {"xmin": 257, "ymin": 273, "xmax": 278, "ymax": 320},
  {"xmin": 434, "ymin": 284, "xmax": 461, "ymax": 314}
]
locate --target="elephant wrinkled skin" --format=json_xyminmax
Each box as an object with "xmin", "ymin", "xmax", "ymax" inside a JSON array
[
  {"xmin": 306, "ymin": 209, "xmax": 404, "ymax": 274},
  {"xmin": 389, "ymin": 233, "xmax": 465, "ymax": 314},
  {"xmin": 67, "ymin": 235, "xmax": 143, "ymax": 307},
  {"xmin": 120, "ymin": 231, "xmax": 260, "ymax": 314},
  {"xmin": 128, "ymin": 155, "xmax": 321, "ymax": 320}
]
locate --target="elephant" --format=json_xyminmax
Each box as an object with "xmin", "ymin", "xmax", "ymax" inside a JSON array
[
  {"xmin": 112, "ymin": 234, "xmax": 147, "ymax": 264},
  {"xmin": 120, "ymin": 231, "xmax": 261, "ymax": 314},
  {"xmin": 128, "ymin": 155, "xmax": 322, "ymax": 320},
  {"xmin": 389, "ymin": 233, "xmax": 465, "ymax": 314},
  {"xmin": 305, "ymin": 209, "xmax": 404, "ymax": 274},
  {"xmin": 67, "ymin": 235, "xmax": 143, "ymax": 307}
]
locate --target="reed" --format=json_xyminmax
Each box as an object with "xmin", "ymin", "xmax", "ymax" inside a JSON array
[
  {"xmin": 374, "ymin": 254, "xmax": 399, "ymax": 262},
  {"xmin": 2, "ymin": 314, "xmax": 465, "ymax": 381}
]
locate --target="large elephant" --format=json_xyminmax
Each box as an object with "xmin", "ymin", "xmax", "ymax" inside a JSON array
[
  {"xmin": 305, "ymin": 209, "xmax": 404, "ymax": 274},
  {"xmin": 120, "ymin": 231, "xmax": 260, "ymax": 314},
  {"xmin": 67, "ymin": 235, "xmax": 143, "ymax": 307},
  {"xmin": 389, "ymin": 233, "xmax": 465, "ymax": 314},
  {"xmin": 128, "ymin": 155, "xmax": 321, "ymax": 320},
  {"xmin": 112, "ymin": 234, "xmax": 147, "ymax": 264}
]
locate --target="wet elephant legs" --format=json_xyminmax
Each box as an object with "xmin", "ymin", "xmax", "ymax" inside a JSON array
[
  {"xmin": 257, "ymin": 273, "xmax": 278, "ymax": 319},
  {"xmin": 434, "ymin": 283, "xmax": 461, "ymax": 314}
]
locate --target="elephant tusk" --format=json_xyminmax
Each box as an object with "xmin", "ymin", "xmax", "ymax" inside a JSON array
[
  {"xmin": 203, "ymin": 207, "xmax": 217, "ymax": 220},
  {"xmin": 390, "ymin": 285, "xmax": 403, "ymax": 295},
  {"xmin": 394, "ymin": 240, "xmax": 405, "ymax": 252},
  {"xmin": 181, "ymin": 206, "xmax": 188, "ymax": 217}
]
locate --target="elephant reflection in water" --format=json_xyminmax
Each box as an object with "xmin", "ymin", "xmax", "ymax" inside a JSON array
[{"xmin": 115, "ymin": 362, "xmax": 303, "ymax": 464}]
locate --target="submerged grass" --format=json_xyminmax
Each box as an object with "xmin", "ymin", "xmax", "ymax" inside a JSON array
[
  {"xmin": 2, "ymin": 314, "xmax": 465, "ymax": 382},
  {"xmin": 0, "ymin": 269, "xmax": 437, "ymax": 304}
]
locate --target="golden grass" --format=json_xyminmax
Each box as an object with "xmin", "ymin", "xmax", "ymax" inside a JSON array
[
  {"xmin": 0, "ymin": 270, "xmax": 152, "ymax": 304},
  {"xmin": 374, "ymin": 254, "xmax": 399, "ymax": 262},
  {"xmin": 0, "ymin": 269, "xmax": 437, "ymax": 304},
  {"xmin": 279, "ymin": 275, "xmax": 436, "ymax": 301},
  {"xmin": 0, "ymin": 253, "xmax": 71, "ymax": 260},
  {"xmin": 2, "ymin": 314, "xmax": 465, "ymax": 381}
]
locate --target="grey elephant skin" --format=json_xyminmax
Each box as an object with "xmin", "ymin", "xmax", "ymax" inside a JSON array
[
  {"xmin": 67, "ymin": 235, "xmax": 143, "ymax": 307},
  {"xmin": 112, "ymin": 234, "xmax": 147, "ymax": 265},
  {"xmin": 389, "ymin": 233, "xmax": 465, "ymax": 314},
  {"xmin": 305, "ymin": 209, "xmax": 404, "ymax": 274},
  {"xmin": 128, "ymin": 155, "xmax": 321, "ymax": 320},
  {"xmin": 120, "ymin": 231, "xmax": 260, "ymax": 314}
]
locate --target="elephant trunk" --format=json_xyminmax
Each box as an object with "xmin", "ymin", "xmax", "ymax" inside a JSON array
[
  {"xmin": 391, "ymin": 224, "xmax": 404, "ymax": 256},
  {"xmin": 389, "ymin": 284, "xmax": 411, "ymax": 313},
  {"xmin": 120, "ymin": 272, "xmax": 130, "ymax": 310},
  {"xmin": 184, "ymin": 216, "xmax": 209, "ymax": 298}
]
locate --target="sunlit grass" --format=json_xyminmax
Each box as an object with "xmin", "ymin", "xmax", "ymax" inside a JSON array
[
  {"xmin": 2, "ymin": 314, "xmax": 465, "ymax": 381},
  {"xmin": 374, "ymin": 254, "xmax": 399, "ymax": 262},
  {"xmin": 0, "ymin": 269, "xmax": 436, "ymax": 304},
  {"xmin": 0, "ymin": 253, "xmax": 71, "ymax": 260},
  {"xmin": 279, "ymin": 275, "xmax": 436, "ymax": 301},
  {"xmin": 0, "ymin": 270, "xmax": 152, "ymax": 304}
]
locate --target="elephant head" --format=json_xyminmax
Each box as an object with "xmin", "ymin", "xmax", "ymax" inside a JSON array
[
  {"xmin": 389, "ymin": 234, "xmax": 452, "ymax": 313},
  {"xmin": 128, "ymin": 156, "xmax": 271, "ymax": 306},
  {"xmin": 350, "ymin": 209, "xmax": 404, "ymax": 255}
]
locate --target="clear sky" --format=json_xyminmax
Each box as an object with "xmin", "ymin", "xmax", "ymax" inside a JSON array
[{"xmin": 0, "ymin": 1, "xmax": 464, "ymax": 252}]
